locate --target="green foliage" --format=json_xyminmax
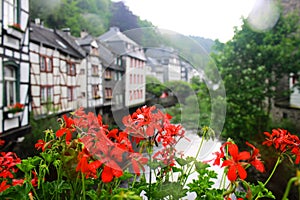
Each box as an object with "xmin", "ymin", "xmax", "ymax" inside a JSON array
[
  {"xmin": 30, "ymin": 0, "xmax": 112, "ymax": 37},
  {"xmin": 187, "ymin": 161, "xmax": 223, "ymax": 200},
  {"xmin": 14, "ymin": 114, "xmax": 60, "ymax": 158},
  {"xmin": 164, "ymin": 80, "xmax": 193, "ymax": 104},
  {"xmin": 165, "ymin": 77, "xmax": 212, "ymax": 130},
  {"xmin": 212, "ymin": 11, "xmax": 300, "ymax": 143},
  {"xmin": 145, "ymin": 76, "xmax": 166, "ymax": 97}
]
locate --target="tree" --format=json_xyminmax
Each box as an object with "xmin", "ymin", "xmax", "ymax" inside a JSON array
[
  {"xmin": 145, "ymin": 76, "xmax": 167, "ymax": 98},
  {"xmin": 212, "ymin": 11, "xmax": 300, "ymax": 143},
  {"xmin": 164, "ymin": 80, "xmax": 194, "ymax": 104}
]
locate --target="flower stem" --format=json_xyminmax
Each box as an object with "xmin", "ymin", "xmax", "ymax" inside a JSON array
[
  {"xmin": 263, "ymin": 156, "xmax": 281, "ymax": 187},
  {"xmin": 81, "ymin": 172, "xmax": 86, "ymax": 200},
  {"xmin": 182, "ymin": 133, "xmax": 206, "ymax": 186},
  {"xmin": 282, "ymin": 177, "xmax": 299, "ymax": 200}
]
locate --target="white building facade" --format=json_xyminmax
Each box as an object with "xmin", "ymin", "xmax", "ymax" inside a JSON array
[
  {"xmin": 29, "ymin": 23, "xmax": 85, "ymax": 117},
  {"xmin": 0, "ymin": 0, "xmax": 31, "ymax": 139}
]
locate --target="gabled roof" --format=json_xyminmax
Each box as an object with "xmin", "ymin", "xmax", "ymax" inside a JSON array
[
  {"xmin": 97, "ymin": 41, "xmax": 115, "ymax": 67},
  {"xmin": 98, "ymin": 27, "xmax": 146, "ymax": 61},
  {"xmin": 30, "ymin": 23, "xmax": 85, "ymax": 59},
  {"xmin": 98, "ymin": 27, "xmax": 138, "ymax": 45}
]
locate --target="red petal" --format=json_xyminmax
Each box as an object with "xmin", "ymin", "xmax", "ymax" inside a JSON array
[
  {"xmin": 237, "ymin": 151, "xmax": 251, "ymax": 161},
  {"xmin": 131, "ymin": 159, "xmax": 141, "ymax": 175},
  {"xmin": 227, "ymin": 165, "xmax": 237, "ymax": 181},
  {"xmin": 237, "ymin": 164, "xmax": 247, "ymax": 180},
  {"xmin": 101, "ymin": 166, "xmax": 113, "ymax": 183},
  {"xmin": 112, "ymin": 168, "xmax": 123, "ymax": 178},
  {"xmin": 56, "ymin": 128, "xmax": 66, "ymax": 138},
  {"xmin": 251, "ymin": 160, "xmax": 265, "ymax": 172},
  {"xmin": 228, "ymin": 143, "xmax": 239, "ymax": 158}
]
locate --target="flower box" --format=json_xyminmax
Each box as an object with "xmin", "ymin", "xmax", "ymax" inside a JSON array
[
  {"xmin": 6, "ymin": 112, "xmax": 22, "ymax": 119},
  {"xmin": 7, "ymin": 24, "xmax": 24, "ymax": 40}
]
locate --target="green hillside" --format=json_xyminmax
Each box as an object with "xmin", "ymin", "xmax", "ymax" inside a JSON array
[{"xmin": 30, "ymin": 0, "xmax": 214, "ymax": 69}]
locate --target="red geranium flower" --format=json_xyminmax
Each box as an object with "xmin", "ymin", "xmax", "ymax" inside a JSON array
[
  {"xmin": 0, "ymin": 180, "xmax": 10, "ymax": 192},
  {"xmin": 221, "ymin": 142, "xmax": 250, "ymax": 181},
  {"xmin": 56, "ymin": 115, "xmax": 76, "ymax": 143},
  {"xmin": 76, "ymin": 148, "xmax": 102, "ymax": 179},
  {"xmin": 263, "ymin": 128, "xmax": 300, "ymax": 164},
  {"xmin": 245, "ymin": 142, "xmax": 265, "ymax": 173},
  {"xmin": 35, "ymin": 139, "xmax": 47, "ymax": 151}
]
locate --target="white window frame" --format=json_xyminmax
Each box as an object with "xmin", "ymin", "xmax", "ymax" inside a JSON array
[{"xmin": 4, "ymin": 65, "xmax": 17, "ymax": 106}]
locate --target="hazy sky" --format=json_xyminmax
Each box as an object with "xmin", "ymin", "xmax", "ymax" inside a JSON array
[{"xmin": 119, "ymin": 0, "xmax": 257, "ymax": 42}]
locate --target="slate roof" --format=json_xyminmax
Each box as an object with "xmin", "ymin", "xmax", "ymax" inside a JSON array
[
  {"xmin": 98, "ymin": 27, "xmax": 138, "ymax": 45},
  {"xmin": 30, "ymin": 23, "xmax": 85, "ymax": 59},
  {"xmin": 98, "ymin": 27, "xmax": 146, "ymax": 61},
  {"xmin": 145, "ymin": 47, "xmax": 178, "ymax": 59}
]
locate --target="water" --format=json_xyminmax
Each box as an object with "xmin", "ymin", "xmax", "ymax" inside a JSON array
[{"xmin": 142, "ymin": 130, "xmax": 227, "ymax": 199}]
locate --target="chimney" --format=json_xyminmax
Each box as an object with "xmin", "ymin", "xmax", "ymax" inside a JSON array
[
  {"xmin": 61, "ymin": 28, "xmax": 71, "ymax": 35},
  {"xmin": 80, "ymin": 29, "xmax": 88, "ymax": 38},
  {"xmin": 110, "ymin": 27, "xmax": 120, "ymax": 32}
]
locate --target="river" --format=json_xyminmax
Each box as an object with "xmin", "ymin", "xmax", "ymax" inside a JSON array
[{"xmin": 142, "ymin": 130, "xmax": 227, "ymax": 200}]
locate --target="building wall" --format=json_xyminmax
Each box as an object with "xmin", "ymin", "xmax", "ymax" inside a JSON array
[
  {"xmin": 30, "ymin": 42, "xmax": 82, "ymax": 116},
  {"xmin": 0, "ymin": 0, "xmax": 30, "ymax": 137},
  {"xmin": 125, "ymin": 56, "xmax": 146, "ymax": 107},
  {"xmin": 77, "ymin": 55, "xmax": 103, "ymax": 109}
]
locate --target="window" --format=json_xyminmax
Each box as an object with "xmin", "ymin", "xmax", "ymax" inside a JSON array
[
  {"xmin": 67, "ymin": 62, "xmax": 76, "ymax": 76},
  {"xmin": 67, "ymin": 87, "xmax": 76, "ymax": 101},
  {"xmin": 47, "ymin": 57, "xmax": 53, "ymax": 72},
  {"xmin": 105, "ymin": 88, "xmax": 112, "ymax": 99},
  {"xmin": 79, "ymin": 69, "xmax": 85, "ymax": 75},
  {"xmin": 105, "ymin": 69, "xmax": 112, "ymax": 79},
  {"xmin": 117, "ymin": 57, "xmax": 122, "ymax": 66},
  {"xmin": 6, "ymin": 0, "xmax": 20, "ymax": 26},
  {"xmin": 92, "ymin": 65, "xmax": 99, "ymax": 76},
  {"xmin": 40, "ymin": 56, "xmax": 53, "ymax": 72},
  {"xmin": 92, "ymin": 85, "xmax": 100, "ymax": 99},
  {"xmin": 41, "ymin": 86, "xmax": 53, "ymax": 103},
  {"xmin": 140, "ymin": 89, "xmax": 143, "ymax": 99},
  {"xmin": 4, "ymin": 65, "xmax": 18, "ymax": 106},
  {"xmin": 118, "ymin": 72, "xmax": 122, "ymax": 80},
  {"xmin": 129, "ymin": 90, "xmax": 132, "ymax": 100},
  {"xmin": 40, "ymin": 56, "xmax": 46, "ymax": 71}
]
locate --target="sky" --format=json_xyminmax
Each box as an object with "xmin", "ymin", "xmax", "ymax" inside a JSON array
[{"xmin": 118, "ymin": 0, "xmax": 257, "ymax": 42}]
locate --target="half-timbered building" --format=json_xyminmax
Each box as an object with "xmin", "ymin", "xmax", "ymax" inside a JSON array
[
  {"xmin": 0, "ymin": 0, "xmax": 31, "ymax": 141},
  {"xmin": 76, "ymin": 33, "xmax": 103, "ymax": 112},
  {"xmin": 29, "ymin": 22, "xmax": 85, "ymax": 117}
]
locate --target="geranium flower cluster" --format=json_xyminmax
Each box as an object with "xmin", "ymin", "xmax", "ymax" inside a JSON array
[
  {"xmin": 7, "ymin": 102, "xmax": 24, "ymax": 114},
  {"xmin": 53, "ymin": 107, "xmax": 149, "ymax": 183},
  {"xmin": 122, "ymin": 105, "xmax": 186, "ymax": 167},
  {"xmin": 263, "ymin": 128, "xmax": 300, "ymax": 164},
  {"xmin": 0, "ymin": 140, "xmax": 37, "ymax": 192},
  {"xmin": 212, "ymin": 141, "xmax": 265, "ymax": 182}
]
